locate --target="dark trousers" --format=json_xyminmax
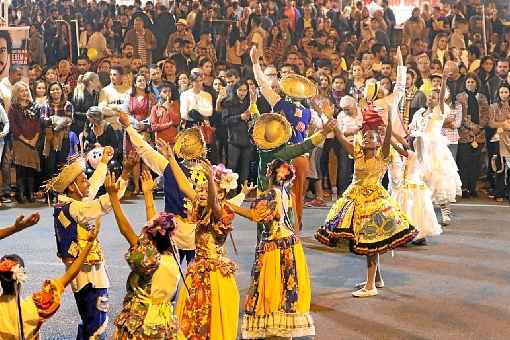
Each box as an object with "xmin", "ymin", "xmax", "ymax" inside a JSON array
[
  {"xmin": 0, "ymin": 142, "xmax": 11, "ymax": 196},
  {"xmin": 15, "ymin": 165, "xmax": 35, "ymax": 196},
  {"xmin": 492, "ymin": 143, "xmax": 509, "ymax": 199},
  {"xmin": 336, "ymin": 140, "xmax": 354, "ymax": 194},
  {"xmin": 74, "ymin": 283, "xmax": 108, "ymax": 340},
  {"xmin": 44, "ymin": 140, "xmax": 70, "ymax": 182},
  {"xmin": 486, "ymin": 140, "xmax": 499, "ymax": 193},
  {"xmin": 227, "ymin": 144, "xmax": 252, "ymax": 185},
  {"xmin": 457, "ymin": 143, "xmax": 482, "ymax": 194},
  {"xmin": 178, "ymin": 249, "xmax": 195, "ymax": 266}
]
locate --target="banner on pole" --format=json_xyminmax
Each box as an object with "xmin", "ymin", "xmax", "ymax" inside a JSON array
[{"xmin": 0, "ymin": 26, "xmax": 29, "ymax": 81}]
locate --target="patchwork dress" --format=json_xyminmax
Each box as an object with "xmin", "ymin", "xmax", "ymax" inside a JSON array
[
  {"xmin": 315, "ymin": 139, "xmax": 417, "ymax": 255},
  {"xmin": 175, "ymin": 204, "xmax": 239, "ymax": 340},
  {"xmin": 242, "ymin": 188, "xmax": 314, "ymax": 339}
]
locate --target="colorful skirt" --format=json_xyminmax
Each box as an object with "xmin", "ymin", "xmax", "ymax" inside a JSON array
[
  {"xmin": 242, "ymin": 235, "xmax": 315, "ymax": 339},
  {"xmin": 175, "ymin": 256, "xmax": 239, "ymax": 340},
  {"xmin": 315, "ymin": 182, "xmax": 417, "ymax": 256}
]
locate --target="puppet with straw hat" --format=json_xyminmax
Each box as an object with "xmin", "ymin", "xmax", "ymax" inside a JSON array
[{"xmin": 43, "ymin": 147, "xmax": 135, "ymax": 339}]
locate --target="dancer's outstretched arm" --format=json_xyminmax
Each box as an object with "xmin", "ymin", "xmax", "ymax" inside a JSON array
[
  {"xmin": 227, "ymin": 202, "xmax": 255, "ymax": 221},
  {"xmin": 105, "ymin": 172, "xmax": 139, "ymax": 247},
  {"xmin": 333, "ymin": 125, "xmax": 355, "ymax": 156},
  {"xmin": 0, "ymin": 213, "xmax": 40, "ymax": 240},
  {"xmin": 55, "ymin": 218, "xmax": 101, "ymax": 288},
  {"xmin": 201, "ymin": 160, "xmax": 223, "ymax": 220},
  {"xmin": 141, "ymin": 169, "xmax": 157, "ymax": 221},
  {"xmin": 156, "ymin": 138, "xmax": 197, "ymax": 201}
]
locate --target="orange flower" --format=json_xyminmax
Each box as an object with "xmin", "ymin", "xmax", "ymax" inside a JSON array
[{"xmin": 0, "ymin": 259, "xmax": 16, "ymax": 273}]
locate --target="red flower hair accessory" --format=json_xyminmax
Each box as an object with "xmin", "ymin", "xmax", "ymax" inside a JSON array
[{"xmin": 362, "ymin": 104, "xmax": 384, "ymax": 132}]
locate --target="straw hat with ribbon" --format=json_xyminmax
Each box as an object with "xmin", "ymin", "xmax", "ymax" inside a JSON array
[
  {"xmin": 173, "ymin": 127, "xmax": 207, "ymax": 161},
  {"xmin": 252, "ymin": 113, "xmax": 292, "ymax": 150}
]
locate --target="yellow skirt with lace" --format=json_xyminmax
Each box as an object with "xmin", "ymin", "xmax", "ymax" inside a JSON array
[
  {"xmin": 315, "ymin": 182, "xmax": 417, "ymax": 256},
  {"xmin": 175, "ymin": 257, "xmax": 239, "ymax": 340},
  {"xmin": 242, "ymin": 234, "xmax": 315, "ymax": 339}
]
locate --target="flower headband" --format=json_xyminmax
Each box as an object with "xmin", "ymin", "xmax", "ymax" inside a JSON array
[
  {"xmin": 212, "ymin": 164, "xmax": 239, "ymax": 193},
  {"xmin": 145, "ymin": 212, "xmax": 177, "ymax": 239},
  {"xmin": 267, "ymin": 160, "xmax": 296, "ymax": 186},
  {"xmin": 0, "ymin": 258, "xmax": 27, "ymax": 284}
]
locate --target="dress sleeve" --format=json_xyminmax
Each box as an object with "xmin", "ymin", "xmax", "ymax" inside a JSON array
[
  {"xmin": 126, "ymin": 234, "xmax": 161, "ymax": 275},
  {"xmin": 211, "ymin": 204, "xmax": 235, "ymax": 236},
  {"xmin": 250, "ymin": 190, "xmax": 279, "ymax": 223},
  {"xmin": 31, "ymin": 279, "xmax": 64, "ymax": 321}
]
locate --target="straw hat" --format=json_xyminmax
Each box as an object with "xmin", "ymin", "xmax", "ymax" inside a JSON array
[
  {"xmin": 252, "ymin": 113, "xmax": 292, "ymax": 150},
  {"xmin": 44, "ymin": 157, "xmax": 86, "ymax": 193},
  {"xmin": 279, "ymin": 74, "xmax": 318, "ymax": 100},
  {"xmin": 173, "ymin": 127, "xmax": 207, "ymax": 160}
]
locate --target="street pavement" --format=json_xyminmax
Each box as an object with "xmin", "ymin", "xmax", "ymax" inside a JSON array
[{"xmin": 1, "ymin": 197, "xmax": 509, "ymax": 339}]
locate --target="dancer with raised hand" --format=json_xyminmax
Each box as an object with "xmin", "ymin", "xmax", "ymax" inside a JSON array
[
  {"xmin": 0, "ymin": 213, "xmax": 40, "ymax": 240},
  {"xmin": 409, "ymin": 69, "xmax": 462, "ymax": 225},
  {"xmin": 0, "ymin": 217, "xmax": 101, "ymax": 339},
  {"xmin": 228, "ymin": 159, "xmax": 315, "ymax": 340},
  {"xmin": 44, "ymin": 147, "xmax": 136, "ymax": 340},
  {"xmin": 315, "ymin": 104, "xmax": 417, "ymax": 298},
  {"xmin": 171, "ymin": 157, "xmax": 240, "ymax": 340},
  {"xmin": 390, "ymin": 134, "xmax": 442, "ymax": 245},
  {"xmin": 105, "ymin": 170, "xmax": 184, "ymax": 339}
]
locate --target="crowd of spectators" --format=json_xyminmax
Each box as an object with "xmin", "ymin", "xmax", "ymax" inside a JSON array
[{"xmin": 0, "ymin": 0, "xmax": 510, "ymax": 209}]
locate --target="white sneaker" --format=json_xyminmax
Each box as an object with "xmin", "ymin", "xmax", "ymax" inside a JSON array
[
  {"xmin": 352, "ymin": 287, "xmax": 378, "ymax": 298},
  {"xmin": 355, "ymin": 281, "xmax": 384, "ymax": 289}
]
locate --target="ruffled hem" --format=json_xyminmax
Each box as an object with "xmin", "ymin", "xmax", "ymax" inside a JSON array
[{"xmin": 241, "ymin": 311, "xmax": 315, "ymax": 339}]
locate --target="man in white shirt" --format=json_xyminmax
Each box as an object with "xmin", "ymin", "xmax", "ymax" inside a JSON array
[
  {"xmin": 47, "ymin": 147, "xmax": 132, "ymax": 340},
  {"xmin": 180, "ymin": 68, "xmax": 213, "ymax": 128},
  {"xmin": 98, "ymin": 65, "xmax": 130, "ymax": 131},
  {"xmin": 0, "ymin": 65, "xmax": 23, "ymax": 113},
  {"xmin": 336, "ymin": 95, "xmax": 362, "ymax": 194}
]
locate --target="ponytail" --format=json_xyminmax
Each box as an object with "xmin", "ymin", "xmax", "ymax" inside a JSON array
[{"xmin": 73, "ymin": 74, "xmax": 86, "ymax": 104}]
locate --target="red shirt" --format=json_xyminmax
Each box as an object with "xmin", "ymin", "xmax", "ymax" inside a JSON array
[
  {"xmin": 150, "ymin": 101, "xmax": 180, "ymax": 144},
  {"xmin": 8, "ymin": 104, "xmax": 40, "ymax": 140}
]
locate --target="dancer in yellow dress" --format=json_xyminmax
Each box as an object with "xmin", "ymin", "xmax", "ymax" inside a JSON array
[
  {"xmin": 228, "ymin": 159, "xmax": 314, "ymax": 339},
  {"xmin": 105, "ymin": 170, "xmax": 184, "ymax": 340},
  {"xmin": 153, "ymin": 142, "xmax": 239, "ymax": 339},
  {"xmin": 0, "ymin": 218, "xmax": 101, "ymax": 339},
  {"xmin": 315, "ymin": 106, "xmax": 417, "ymax": 298}
]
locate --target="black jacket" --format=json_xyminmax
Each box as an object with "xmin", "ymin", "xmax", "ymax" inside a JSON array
[{"xmin": 222, "ymin": 97, "xmax": 252, "ymax": 147}]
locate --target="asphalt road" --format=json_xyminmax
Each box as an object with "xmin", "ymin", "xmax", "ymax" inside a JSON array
[{"xmin": 1, "ymin": 197, "xmax": 509, "ymax": 340}]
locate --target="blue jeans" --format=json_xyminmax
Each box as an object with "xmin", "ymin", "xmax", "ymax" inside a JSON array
[{"xmin": 74, "ymin": 283, "xmax": 108, "ymax": 340}]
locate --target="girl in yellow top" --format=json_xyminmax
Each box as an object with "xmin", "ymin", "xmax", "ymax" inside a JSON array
[
  {"xmin": 228, "ymin": 159, "xmax": 315, "ymax": 339},
  {"xmin": 105, "ymin": 170, "xmax": 183, "ymax": 340},
  {"xmin": 0, "ymin": 218, "xmax": 101, "ymax": 339},
  {"xmin": 315, "ymin": 106, "xmax": 417, "ymax": 298}
]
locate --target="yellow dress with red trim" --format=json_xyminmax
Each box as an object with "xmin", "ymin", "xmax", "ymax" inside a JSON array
[
  {"xmin": 242, "ymin": 188, "xmax": 314, "ymax": 339},
  {"xmin": 175, "ymin": 203, "xmax": 239, "ymax": 340},
  {"xmin": 0, "ymin": 279, "xmax": 63, "ymax": 339},
  {"xmin": 315, "ymin": 138, "xmax": 417, "ymax": 255}
]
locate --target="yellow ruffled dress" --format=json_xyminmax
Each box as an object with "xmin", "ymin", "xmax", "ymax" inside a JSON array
[
  {"xmin": 114, "ymin": 235, "xmax": 183, "ymax": 339},
  {"xmin": 242, "ymin": 188, "xmax": 314, "ymax": 339},
  {"xmin": 315, "ymin": 141, "xmax": 417, "ymax": 255},
  {"xmin": 175, "ymin": 204, "xmax": 239, "ymax": 340},
  {"xmin": 0, "ymin": 279, "xmax": 63, "ymax": 339}
]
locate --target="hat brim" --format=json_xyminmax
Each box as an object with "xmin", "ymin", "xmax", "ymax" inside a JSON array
[
  {"xmin": 173, "ymin": 127, "xmax": 207, "ymax": 160},
  {"xmin": 279, "ymin": 74, "xmax": 318, "ymax": 100},
  {"xmin": 252, "ymin": 113, "xmax": 292, "ymax": 150}
]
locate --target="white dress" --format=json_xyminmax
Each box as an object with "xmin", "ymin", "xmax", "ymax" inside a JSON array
[
  {"xmin": 391, "ymin": 150, "xmax": 443, "ymax": 239},
  {"xmin": 410, "ymin": 106, "xmax": 462, "ymax": 204}
]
